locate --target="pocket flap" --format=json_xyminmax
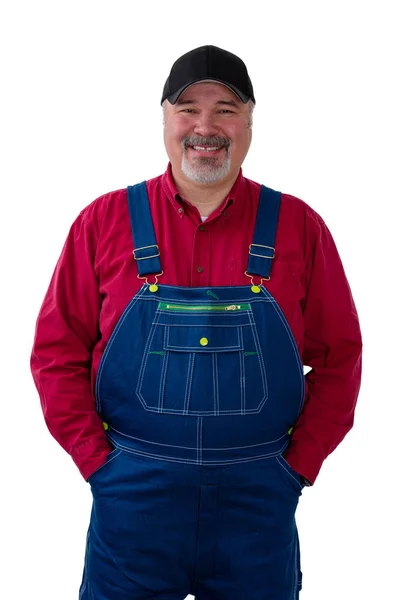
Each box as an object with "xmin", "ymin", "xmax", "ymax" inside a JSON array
[{"xmin": 164, "ymin": 325, "xmax": 243, "ymax": 353}]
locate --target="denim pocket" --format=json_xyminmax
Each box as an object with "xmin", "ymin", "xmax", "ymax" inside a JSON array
[
  {"xmin": 137, "ymin": 303, "xmax": 268, "ymax": 416},
  {"xmin": 275, "ymin": 454, "xmax": 304, "ymax": 492},
  {"xmin": 87, "ymin": 448, "xmax": 122, "ymax": 486}
]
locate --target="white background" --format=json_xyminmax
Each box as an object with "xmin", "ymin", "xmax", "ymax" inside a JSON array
[{"xmin": 1, "ymin": 1, "xmax": 399, "ymax": 598}]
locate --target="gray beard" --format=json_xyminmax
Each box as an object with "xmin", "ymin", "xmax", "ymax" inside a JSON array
[{"xmin": 181, "ymin": 138, "xmax": 231, "ymax": 184}]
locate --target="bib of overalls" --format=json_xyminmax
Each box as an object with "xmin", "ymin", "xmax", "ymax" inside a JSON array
[{"xmin": 94, "ymin": 183, "xmax": 304, "ymax": 463}]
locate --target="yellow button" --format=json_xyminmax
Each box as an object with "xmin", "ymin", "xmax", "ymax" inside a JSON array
[
  {"xmin": 288, "ymin": 426, "xmax": 293, "ymax": 435},
  {"xmin": 103, "ymin": 422, "xmax": 109, "ymax": 430},
  {"xmin": 251, "ymin": 285, "xmax": 261, "ymax": 294},
  {"xmin": 149, "ymin": 284, "xmax": 158, "ymax": 292},
  {"xmin": 200, "ymin": 337, "xmax": 209, "ymax": 346}
]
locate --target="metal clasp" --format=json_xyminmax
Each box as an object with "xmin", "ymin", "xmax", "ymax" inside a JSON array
[
  {"xmin": 244, "ymin": 270, "xmax": 270, "ymax": 286},
  {"xmin": 137, "ymin": 271, "xmax": 164, "ymax": 286}
]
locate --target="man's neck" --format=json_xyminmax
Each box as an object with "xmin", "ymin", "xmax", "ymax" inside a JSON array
[{"xmin": 172, "ymin": 168, "xmax": 239, "ymax": 218}]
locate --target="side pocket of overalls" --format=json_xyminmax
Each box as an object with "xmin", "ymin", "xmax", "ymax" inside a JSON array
[
  {"xmin": 87, "ymin": 448, "xmax": 122, "ymax": 486},
  {"xmin": 275, "ymin": 454, "xmax": 305, "ymax": 491}
]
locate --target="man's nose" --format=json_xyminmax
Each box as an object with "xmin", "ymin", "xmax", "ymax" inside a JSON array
[{"xmin": 193, "ymin": 112, "xmax": 220, "ymax": 137}]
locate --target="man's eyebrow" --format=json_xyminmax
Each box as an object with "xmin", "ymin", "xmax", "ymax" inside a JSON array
[
  {"xmin": 175, "ymin": 99, "xmax": 195, "ymax": 105},
  {"xmin": 215, "ymin": 100, "xmax": 240, "ymax": 108}
]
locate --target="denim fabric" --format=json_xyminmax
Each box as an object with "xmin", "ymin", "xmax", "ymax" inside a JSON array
[
  {"xmin": 94, "ymin": 284, "xmax": 304, "ymax": 464},
  {"xmin": 80, "ymin": 448, "xmax": 303, "ymax": 600},
  {"xmin": 79, "ymin": 281, "xmax": 305, "ymax": 598}
]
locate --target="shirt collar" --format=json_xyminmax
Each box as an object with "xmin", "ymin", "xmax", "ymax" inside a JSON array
[{"xmin": 161, "ymin": 162, "xmax": 245, "ymax": 220}]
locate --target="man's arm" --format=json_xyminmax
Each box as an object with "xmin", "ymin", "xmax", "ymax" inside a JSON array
[
  {"xmin": 30, "ymin": 210, "xmax": 111, "ymax": 480},
  {"xmin": 284, "ymin": 213, "xmax": 363, "ymax": 485}
]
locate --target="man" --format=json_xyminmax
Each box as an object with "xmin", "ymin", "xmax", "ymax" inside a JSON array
[{"xmin": 31, "ymin": 45, "xmax": 362, "ymax": 599}]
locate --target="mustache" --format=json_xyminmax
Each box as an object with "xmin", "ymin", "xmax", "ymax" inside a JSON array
[{"xmin": 182, "ymin": 136, "xmax": 231, "ymax": 149}]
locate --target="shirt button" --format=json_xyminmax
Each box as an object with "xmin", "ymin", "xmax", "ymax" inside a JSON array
[
  {"xmin": 197, "ymin": 266, "xmax": 204, "ymax": 273},
  {"xmin": 199, "ymin": 225, "xmax": 205, "ymax": 231},
  {"xmin": 178, "ymin": 207, "xmax": 183, "ymax": 214}
]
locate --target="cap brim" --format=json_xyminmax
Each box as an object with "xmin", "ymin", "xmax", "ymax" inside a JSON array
[{"xmin": 166, "ymin": 79, "xmax": 251, "ymax": 104}]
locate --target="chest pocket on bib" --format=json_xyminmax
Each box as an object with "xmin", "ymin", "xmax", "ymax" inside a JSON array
[{"xmin": 136, "ymin": 302, "xmax": 268, "ymax": 416}]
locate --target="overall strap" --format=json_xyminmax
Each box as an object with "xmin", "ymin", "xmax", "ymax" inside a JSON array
[
  {"xmin": 247, "ymin": 185, "xmax": 282, "ymax": 279},
  {"xmin": 127, "ymin": 182, "xmax": 162, "ymax": 276}
]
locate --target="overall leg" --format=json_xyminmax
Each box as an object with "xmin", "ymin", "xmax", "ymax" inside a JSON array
[
  {"xmin": 79, "ymin": 451, "xmax": 200, "ymax": 600},
  {"xmin": 194, "ymin": 457, "xmax": 303, "ymax": 600}
]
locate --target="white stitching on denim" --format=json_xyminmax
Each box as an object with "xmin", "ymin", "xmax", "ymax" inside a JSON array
[
  {"xmin": 275, "ymin": 455, "xmax": 303, "ymax": 490},
  {"xmin": 184, "ymin": 353, "xmax": 195, "ymax": 414},
  {"xmin": 165, "ymin": 343, "xmax": 241, "ymax": 350},
  {"xmin": 249, "ymin": 316, "xmax": 269, "ymax": 405},
  {"xmin": 269, "ymin": 300, "xmax": 303, "ymax": 373},
  {"xmin": 238, "ymin": 328, "xmax": 245, "ymax": 414},
  {"xmin": 96, "ymin": 285, "xmax": 147, "ymax": 409},
  {"xmin": 216, "ymin": 354, "xmax": 220, "ymax": 415},
  {"xmin": 196, "ymin": 417, "xmax": 203, "ymax": 464},
  {"xmin": 138, "ymin": 319, "xmax": 268, "ymax": 415},
  {"xmin": 138, "ymin": 284, "xmax": 276, "ymax": 299},
  {"xmin": 101, "ymin": 288, "xmax": 306, "ymax": 428},
  {"xmin": 272, "ymin": 300, "xmax": 304, "ymax": 411},
  {"xmin": 156, "ymin": 310, "xmax": 251, "ymax": 316},
  {"xmin": 199, "ymin": 417, "xmax": 203, "ymax": 464},
  {"xmin": 154, "ymin": 323, "xmax": 252, "ymax": 328},
  {"xmin": 136, "ymin": 306, "xmax": 163, "ymax": 408},
  {"xmin": 183, "ymin": 352, "xmax": 190, "ymax": 414},
  {"xmin": 104, "ymin": 288, "xmax": 304, "ymax": 420},
  {"xmin": 112, "ymin": 443, "xmax": 289, "ymax": 465},
  {"xmin": 121, "ymin": 400, "xmax": 272, "ymax": 416},
  {"xmin": 212, "ymin": 352, "xmax": 216, "ymax": 415},
  {"xmin": 158, "ymin": 331, "xmax": 169, "ymax": 413},
  {"xmin": 260, "ymin": 286, "xmax": 305, "ymax": 412},
  {"xmin": 133, "ymin": 407, "xmax": 263, "ymax": 415},
  {"xmin": 143, "ymin": 297, "xmax": 276, "ymax": 305},
  {"xmin": 213, "ymin": 353, "xmax": 220, "ymax": 416},
  {"xmin": 107, "ymin": 425, "xmax": 289, "ymax": 450},
  {"xmin": 190, "ymin": 353, "xmax": 196, "ymax": 412},
  {"xmin": 87, "ymin": 449, "xmax": 122, "ymax": 481},
  {"xmin": 138, "ymin": 292, "xmax": 276, "ymax": 307}
]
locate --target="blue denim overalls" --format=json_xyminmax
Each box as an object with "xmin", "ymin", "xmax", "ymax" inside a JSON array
[{"xmin": 79, "ymin": 183, "xmax": 306, "ymax": 600}]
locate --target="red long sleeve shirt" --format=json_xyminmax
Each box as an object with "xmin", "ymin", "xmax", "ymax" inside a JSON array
[{"xmin": 31, "ymin": 164, "xmax": 362, "ymax": 484}]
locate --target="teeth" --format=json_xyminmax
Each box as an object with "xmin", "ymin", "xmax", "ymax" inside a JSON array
[{"xmin": 192, "ymin": 146, "xmax": 221, "ymax": 151}]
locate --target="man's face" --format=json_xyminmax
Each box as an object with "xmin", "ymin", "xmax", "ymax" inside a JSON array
[{"xmin": 163, "ymin": 82, "xmax": 252, "ymax": 185}]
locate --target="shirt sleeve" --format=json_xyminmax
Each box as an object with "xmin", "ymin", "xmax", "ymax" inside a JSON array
[
  {"xmin": 283, "ymin": 213, "xmax": 363, "ymax": 485},
  {"xmin": 30, "ymin": 210, "xmax": 112, "ymax": 481}
]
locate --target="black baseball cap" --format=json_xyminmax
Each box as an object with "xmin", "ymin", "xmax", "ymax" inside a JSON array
[{"xmin": 161, "ymin": 45, "xmax": 255, "ymax": 106}]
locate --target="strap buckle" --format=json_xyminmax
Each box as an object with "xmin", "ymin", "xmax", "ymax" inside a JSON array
[
  {"xmin": 133, "ymin": 244, "xmax": 160, "ymax": 261},
  {"xmin": 248, "ymin": 243, "xmax": 275, "ymax": 260}
]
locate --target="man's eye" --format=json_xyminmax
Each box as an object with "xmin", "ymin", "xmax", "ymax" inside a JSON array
[
  {"xmin": 218, "ymin": 109, "xmax": 234, "ymax": 114},
  {"xmin": 181, "ymin": 109, "xmax": 195, "ymax": 113}
]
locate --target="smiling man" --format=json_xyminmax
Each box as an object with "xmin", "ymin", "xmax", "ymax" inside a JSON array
[
  {"xmin": 31, "ymin": 45, "xmax": 362, "ymax": 599},
  {"xmin": 165, "ymin": 83, "xmax": 252, "ymax": 191}
]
